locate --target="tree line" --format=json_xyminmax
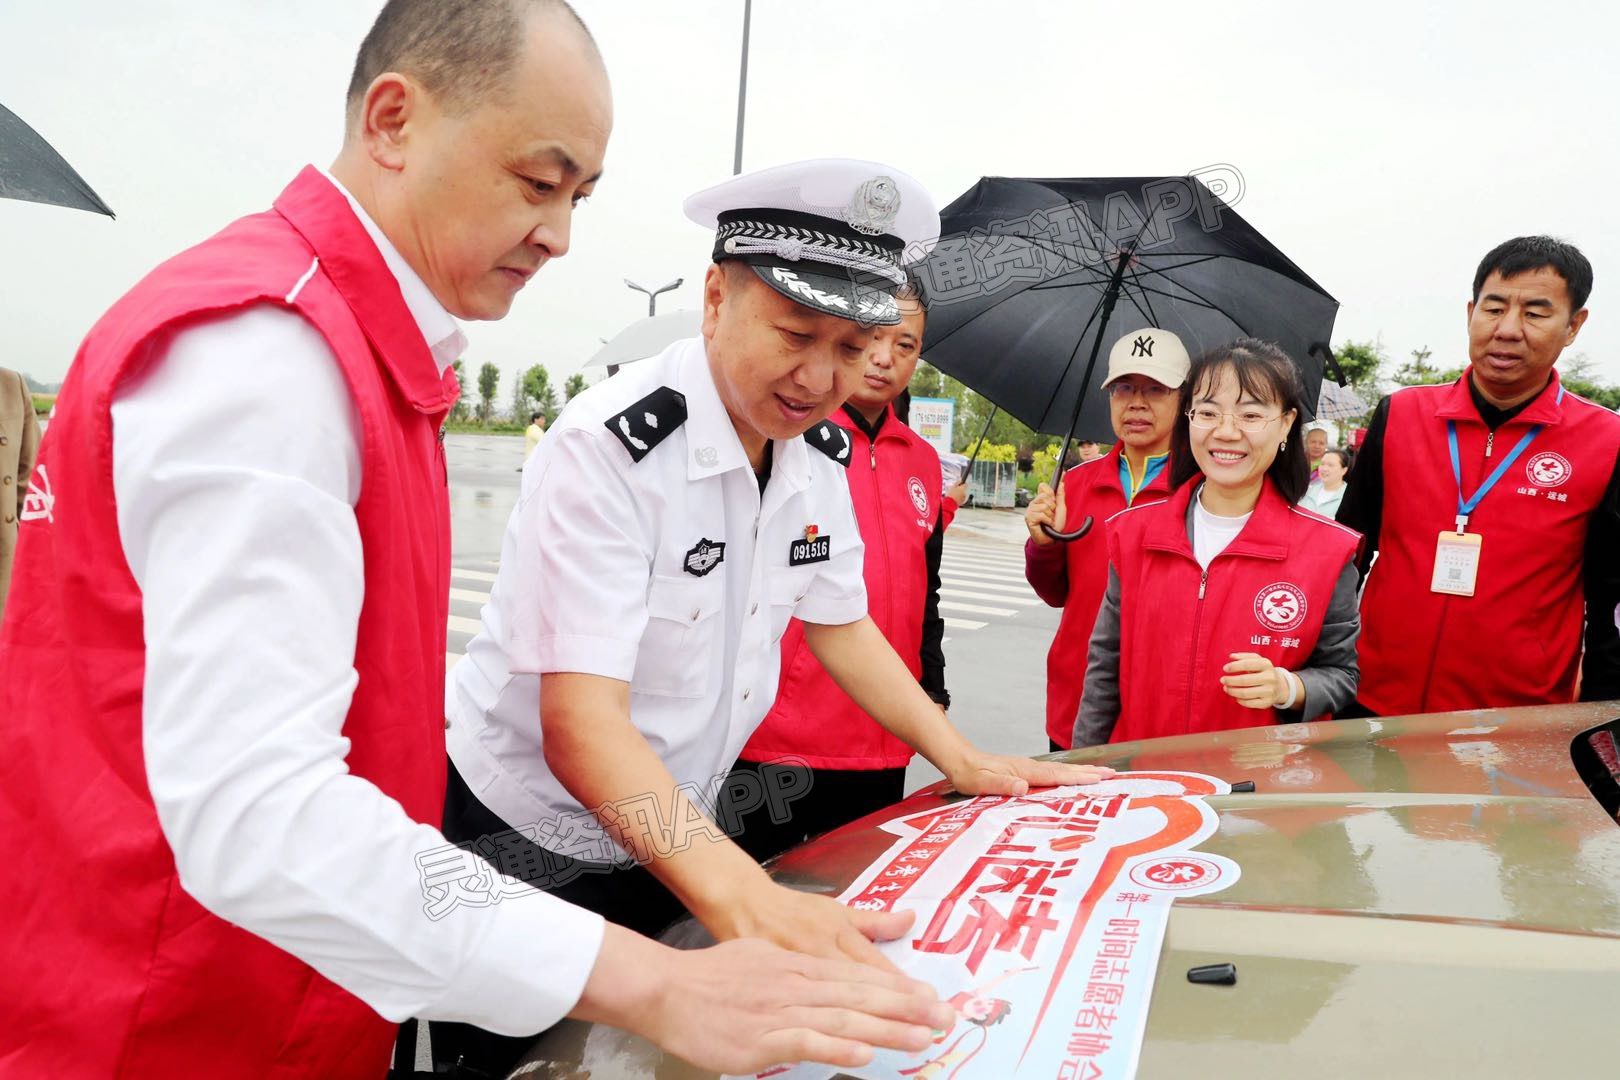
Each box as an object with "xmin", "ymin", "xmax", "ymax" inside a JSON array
[{"xmin": 449, "ymin": 361, "xmax": 590, "ymax": 426}]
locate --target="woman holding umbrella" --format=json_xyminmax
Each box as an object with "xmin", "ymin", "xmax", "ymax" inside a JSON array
[
  {"xmin": 1024, "ymin": 327, "xmax": 1187, "ymax": 752},
  {"xmin": 1072, "ymin": 339, "xmax": 1362, "ymax": 747}
]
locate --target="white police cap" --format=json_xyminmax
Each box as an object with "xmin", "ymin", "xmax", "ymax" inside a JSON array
[{"xmin": 684, "ymin": 158, "xmax": 940, "ymax": 326}]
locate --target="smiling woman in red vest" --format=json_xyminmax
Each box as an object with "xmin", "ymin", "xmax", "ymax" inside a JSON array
[{"xmin": 1073, "ymin": 339, "xmax": 1363, "ymax": 747}]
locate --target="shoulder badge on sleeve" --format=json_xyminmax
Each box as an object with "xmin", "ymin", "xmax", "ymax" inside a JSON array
[
  {"xmin": 604, "ymin": 386, "xmax": 688, "ymax": 463},
  {"xmin": 804, "ymin": 419, "xmax": 852, "ymax": 467}
]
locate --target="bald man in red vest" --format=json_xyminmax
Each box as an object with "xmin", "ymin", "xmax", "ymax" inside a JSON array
[{"xmin": 0, "ymin": 2, "xmax": 948, "ymax": 1076}]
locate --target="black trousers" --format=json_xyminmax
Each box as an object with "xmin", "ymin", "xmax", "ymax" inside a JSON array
[
  {"xmin": 403, "ymin": 764, "xmax": 688, "ymax": 1079},
  {"xmin": 721, "ymin": 759, "xmax": 907, "ymax": 865}
]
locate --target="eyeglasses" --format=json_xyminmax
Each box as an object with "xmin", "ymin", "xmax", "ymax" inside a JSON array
[
  {"xmin": 1186, "ymin": 406, "xmax": 1284, "ymax": 433},
  {"xmin": 1106, "ymin": 381, "xmax": 1175, "ymax": 401}
]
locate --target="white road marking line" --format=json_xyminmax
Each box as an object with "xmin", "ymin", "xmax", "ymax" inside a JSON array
[
  {"xmin": 940, "ymin": 587, "xmax": 1041, "ymax": 606},
  {"xmin": 940, "ymin": 551, "xmax": 1027, "ymax": 568},
  {"xmin": 452, "ymin": 568, "xmax": 499, "ymax": 583},
  {"xmin": 939, "ymin": 563, "xmax": 1023, "ymax": 579},
  {"xmin": 938, "ymin": 571, "xmax": 1035, "ymax": 593},
  {"xmin": 940, "ymin": 567, "xmax": 1035, "ymax": 588},
  {"xmin": 448, "ymin": 615, "xmax": 483, "ymax": 635},
  {"xmin": 940, "ymin": 599, "xmax": 1018, "ymax": 617},
  {"xmin": 942, "ymin": 616, "xmax": 988, "ymax": 630},
  {"xmin": 449, "ymin": 587, "xmax": 489, "ymax": 604}
]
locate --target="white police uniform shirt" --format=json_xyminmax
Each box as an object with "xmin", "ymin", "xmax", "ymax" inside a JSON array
[{"xmin": 447, "ymin": 335, "xmax": 868, "ymax": 862}]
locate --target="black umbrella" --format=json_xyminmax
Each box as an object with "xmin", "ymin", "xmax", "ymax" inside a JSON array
[
  {"xmin": 917, "ymin": 175, "xmax": 1336, "ymax": 538},
  {"xmin": 0, "ymin": 102, "xmax": 115, "ymax": 217}
]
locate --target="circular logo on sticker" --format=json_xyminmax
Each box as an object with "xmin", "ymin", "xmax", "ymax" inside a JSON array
[
  {"xmin": 1525, "ymin": 451, "xmax": 1571, "ymax": 488},
  {"xmin": 908, "ymin": 476, "xmax": 929, "ymax": 516},
  {"xmin": 1129, "ymin": 856, "xmax": 1224, "ymax": 892},
  {"xmin": 1254, "ymin": 582, "xmax": 1307, "ymax": 633}
]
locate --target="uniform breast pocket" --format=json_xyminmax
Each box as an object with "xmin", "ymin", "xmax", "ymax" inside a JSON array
[
  {"xmin": 633, "ymin": 575, "xmax": 722, "ymax": 698},
  {"xmin": 767, "ymin": 573, "xmax": 815, "ymax": 645}
]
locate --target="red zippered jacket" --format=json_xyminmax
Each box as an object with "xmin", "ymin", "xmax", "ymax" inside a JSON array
[
  {"xmin": 0, "ymin": 168, "xmax": 458, "ymax": 1078},
  {"xmin": 1356, "ymin": 370, "xmax": 1620, "ymax": 714},
  {"xmin": 743, "ymin": 405, "xmax": 945, "ymax": 769},
  {"xmin": 1107, "ymin": 478, "xmax": 1361, "ymax": 743},
  {"xmin": 1024, "ymin": 446, "xmax": 1171, "ymax": 747}
]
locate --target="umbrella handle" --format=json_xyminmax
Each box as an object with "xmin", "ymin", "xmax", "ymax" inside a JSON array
[{"xmin": 1039, "ymin": 516, "xmax": 1093, "ymax": 543}]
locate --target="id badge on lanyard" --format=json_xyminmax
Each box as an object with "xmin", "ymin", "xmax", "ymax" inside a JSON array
[{"xmin": 1432, "ymin": 418, "xmax": 1545, "ymax": 596}]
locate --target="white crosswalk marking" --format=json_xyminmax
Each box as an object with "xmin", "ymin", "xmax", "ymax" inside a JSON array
[
  {"xmin": 942, "ymin": 616, "xmax": 988, "ymax": 630},
  {"xmin": 940, "ymin": 599, "xmax": 1017, "ymax": 617},
  {"xmin": 443, "ymin": 539, "xmax": 1041, "ymax": 660},
  {"xmin": 940, "ymin": 587, "xmax": 1041, "ymax": 606}
]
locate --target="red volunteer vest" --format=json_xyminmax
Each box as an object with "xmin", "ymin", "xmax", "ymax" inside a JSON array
[
  {"xmin": 1357, "ymin": 369, "xmax": 1620, "ymax": 715},
  {"xmin": 1026, "ymin": 447, "xmax": 1171, "ymax": 748},
  {"xmin": 744, "ymin": 406, "xmax": 941, "ymax": 769},
  {"xmin": 1107, "ymin": 478, "xmax": 1361, "ymax": 743},
  {"xmin": 0, "ymin": 167, "xmax": 458, "ymax": 1078}
]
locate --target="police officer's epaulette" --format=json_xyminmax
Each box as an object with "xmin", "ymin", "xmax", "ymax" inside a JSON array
[
  {"xmin": 604, "ymin": 386, "xmax": 688, "ymax": 463},
  {"xmin": 804, "ymin": 419, "xmax": 853, "ymax": 467}
]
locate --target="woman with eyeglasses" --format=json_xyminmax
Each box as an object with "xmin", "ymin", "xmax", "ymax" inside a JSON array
[{"xmin": 1073, "ymin": 339, "xmax": 1363, "ymax": 747}]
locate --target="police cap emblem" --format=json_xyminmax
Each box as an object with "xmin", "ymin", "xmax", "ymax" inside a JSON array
[{"xmin": 845, "ymin": 175, "xmax": 901, "ymax": 236}]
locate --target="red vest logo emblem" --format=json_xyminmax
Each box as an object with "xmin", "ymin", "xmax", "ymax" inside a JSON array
[
  {"xmin": 1525, "ymin": 451, "xmax": 1571, "ymax": 488},
  {"xmin": 20, "ymin": 464, "xmax": 54, "ymax": 524},
  {"xmin": 908, "ymin": 476, "xmax": 930, "ymax": 517},
  {"xmin": 1254, "ymin": 581, "xmax": 1307, "ymax": 632}
]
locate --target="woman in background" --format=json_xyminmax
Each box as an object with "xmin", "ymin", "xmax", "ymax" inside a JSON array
[{"xmin": 1302, "ymin": 447, "xmax": 1352, "ymax": 516}]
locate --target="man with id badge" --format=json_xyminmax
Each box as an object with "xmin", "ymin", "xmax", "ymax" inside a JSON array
[{"xmin": 1338, "ymin": 236, "xmax": 1620, "ymax": 716}]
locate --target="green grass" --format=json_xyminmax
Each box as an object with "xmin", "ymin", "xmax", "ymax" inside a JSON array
[{"xmin": 444, "ymin": 419, "xmax": 524, "ymax": 435}]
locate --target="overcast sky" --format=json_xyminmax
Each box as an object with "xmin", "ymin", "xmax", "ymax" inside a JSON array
[{"xmin": 5, "ymin": 0, "xmax": 1618, "ymax": 396}]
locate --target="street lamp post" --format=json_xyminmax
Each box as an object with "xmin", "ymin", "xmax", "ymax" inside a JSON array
[
  {"xmin": 623, "ymin": 277, "xmax": 683, "ymax": 317},
  {"xmin": 734, "ymin": 0, "xmax": 752, "ymax": 175},
  {"xmin": 610, "ymin": 277, "xmax": 684, "ymax": 376}
]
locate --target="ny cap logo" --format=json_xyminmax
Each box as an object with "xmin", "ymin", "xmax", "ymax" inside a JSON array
[{"xmin": 1132, "ymin": 335, "xmax": 1155, "ymax": 357}]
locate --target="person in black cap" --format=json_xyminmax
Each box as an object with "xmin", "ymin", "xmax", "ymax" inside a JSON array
[{"xmin": 437, "ymin": 158, "xmax": 1114, "ymax": 1073}]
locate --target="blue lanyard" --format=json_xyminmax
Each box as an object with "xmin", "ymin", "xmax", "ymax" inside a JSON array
[{"xmin": 1445, "ymin": 386, "xmax": 1563, "ymax": 530}]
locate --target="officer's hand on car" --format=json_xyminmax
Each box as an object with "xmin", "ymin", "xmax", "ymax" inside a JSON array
[
  {"xmin": 578, "ymin": 923, "xmax": 953, "ymax": 1075},
  {"xmin": 941, "ymin": 747, "xmax": 1116, "ymax": 796},
  {"xmin": 1220, "ymin": 652, "xmax": 1303, "ymax": 710},
  {"xmin": 1024, "ymin": 481, "xmax": 1067, "ymax": 545}
]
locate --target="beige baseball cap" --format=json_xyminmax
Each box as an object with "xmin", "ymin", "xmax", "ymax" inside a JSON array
[{"xmin": 1102, "ymin": 327, "xmax": 1191, "ymax": 388}]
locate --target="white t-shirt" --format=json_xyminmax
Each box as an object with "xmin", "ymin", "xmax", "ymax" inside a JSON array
[
  {"xmin": 447, "ymin": 336, "xmax": 869, "ymax": 863},
  {"xmin": 1192, "ymin": 485, "xmax": 1252, "ymax": 569}
]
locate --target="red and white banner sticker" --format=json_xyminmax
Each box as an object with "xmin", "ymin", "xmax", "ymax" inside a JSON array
[{"xmin": 742, "ymin": 772, "xmax": 1239, "ymax": 1080}]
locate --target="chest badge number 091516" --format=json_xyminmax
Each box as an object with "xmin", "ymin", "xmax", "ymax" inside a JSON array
[{"xmin": 684, "ymin": 538, "xmax": 726, "ymax": 577}]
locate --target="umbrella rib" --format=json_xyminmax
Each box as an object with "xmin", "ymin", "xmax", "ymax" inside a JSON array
[{"xmin": 1119, "ymin": 260, "xmax": 1162, "ymax": 329}]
